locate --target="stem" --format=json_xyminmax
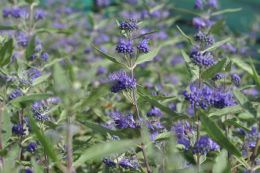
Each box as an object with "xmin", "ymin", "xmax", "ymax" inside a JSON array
[
  {"xmin": 18, "ymin": 109, "xmax": 24, "ymax": 161},
  {"xmin": 249, "ymin": 122, "xmax": 260, "ymax": 173},
  {"xmin": 66, "ymin": 114, "xmax": 74, "ymax": 173},
  {"xmin": 196, "ymin": 109, "xmax": 200, "ymax": 173},
  {"xmin": 0, "ymin": 102, "xmax": 3, "ymax": 169},
  {"xmin": 130, "ymin": 68, "xmax": 151, "ymax": 173}
]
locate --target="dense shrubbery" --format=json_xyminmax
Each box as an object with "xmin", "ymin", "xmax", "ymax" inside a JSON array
[{"xmin": 0, "ymin": 0, "xmax": 260, "ymax": 172}]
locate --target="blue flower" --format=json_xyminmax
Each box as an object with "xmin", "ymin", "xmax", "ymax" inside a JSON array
[
  {"xmin": 32, "ymin": 101, "xmax": 49, "ymax": 121},
  {"xmin": 194, "ymin": 0, "xmax": 204, "ymax": 9},
  {"xmin": 103, "ymin": 158, "xmax": 116, "ymax": 167},
  {"xmin": 40, "ymin": 52, "xmax": 49, "ymax": 61},
  {"xmin": 2, "ymin": 8, "xmax": 12, "ymax": 18},
  {"xmin": 116, "ymin": 38, "xmax": 134, "ymax": 54},
  {"xmin": 192, "ymin": 17, "xmax": 212, "ymax": 29},
  {"xmin": 193, "ymin": 136, "xmax": 219, "ymax": 154},
  {"xmin": 244, "ymin": 127, "xmax": 259, "ymax": 149},
  {"xmin": 147, "ymin": 107, "xmax": 162, "ymax": 117},
  {"xmin": 119, "ymin": 158, "xmax": 139, "ymax": 170},
  {"xmin": 109, "ymin": 71, "xmax": 136, "ymax": 93},
  {"xmin": 172, "ymin": 121, "xmax": 193, "ymax": 150},
  {"xmin": 207, "ymin": 0, "xmax": 218, "ymax": 9},
  {"xmin": 212, "ymin": 73, "xmax": 225, "ymax": 81},
  {"xmin": 27, "ymin": 68, "xmax": 41, "ymax": 81},
  {"xmin": 210, "ymin": 90, "xmax": 236, "ymax": 109},
  {"xmin": 137, "ymin": 39, "xmax": 149, "ymax": 53},
  {"xmin": 231, "ymin": 74, "xmax": 240, "ymax": 87},
  {"xmin": 12, "ymin": 123, "xmax": 25, "ymax": 136},
  {"xmin": 16, "ymin": 32, "xmax": 29, "ymax": 47},
  {"xmin": 119, "ymin": 19, "xmax": 138, "ymax": 31},
  {"xmin": 109, "ymin": 111, "xmax": 137, "ymax": 129},
  {"xmin": 27, "ymin": 142, "xmax": 37, "ymax": 153},
  {"xmin": 34, "ymin": 9, "xmax": 46, "ymax": 20},
  {"xmin": 190, "ymin": 51, "xmax": 215, "ymax": 68},
  {"xmin": 11, "ymin": 7, "xmax": 23, "ymax": 18},
  {"xmin": 8, "ymin": 89, "xmax": 23, "ymax": 100}
]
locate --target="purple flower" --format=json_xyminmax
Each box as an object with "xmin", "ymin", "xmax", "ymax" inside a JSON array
[
  {"xmin": 119, "ymin": 19, "xmax": 138, "ymax": 31},
  {"xmin": 95, "ymin": 0, "xmax": 110, "ymax": 7},
  {"xmin": 25, "ymin": 168, "xmax": 33, "ymax": 173},
  {"xmin": 109, "ymin": 111, "xmax": 137, "ymax": 129},
  {"xmin": 137, "ymin": 39, "xmax": 149, "ymax": 53},
  {"xmin": 96, "ymin": 66, "xmax": 107, "ymax": 75},
  {"xmin": 212, "ymin": 73, "xmax": 225, "ymax": 81},
  {"xmin": 221, "ymin": 43, "xmax": 237, "ymax": 54},
  {"xmin": 11, "ymin": 7, "xmax": 23, "ymax": 18},
  {"xmin": 119, "ymin": 158, "xmax": 139, "ymax": 170},
  {"xmin": 193, "ymin": 136, "xmax": 219, "ymax": 154},
  {"xmin": 34, "ymin": 9, "xmax": 46, "ymax": 20},
  {"xmin": 27, "ymin": 142, "xmax": 37, "ymax": 153},
  {"xmin": 192, "ymin": 17, "xmax": 212, "ymax": 29},
  {"xmin": 16, "ymin": 32, "xmax": 29, "ymax": 47},
  {"xmin": 195, "ymin": 0, "xmax": 204, "ymax": 9},
  {"xmin": 184, "ymin": 84, "xmax": 213, "ymax": 109},
  {"xmin": 244, "ymin": 127, "xmax": 259, "ymax": 149},
  {"xmin": 190, "ymin": 51, "xmax": 215, "ymax": 68},
  {"xmin": 210, "ymin": 89, "xmax": 236, "ymax": 109},
  {"xmin": 109, "ymin": 71, "xmax": 136, "ymax": 93},
  {"xmin": 116, "ymin": 38, "xmax": 134, "ymax": 54},
  {"xmin": 40, "ymin": 52, "xmax": 49, "ymax": 61},
  {"xmin": 32, "ymin": 101, "xmax": 49, "ymax": 121},
  {"xmin": 8, "ymin": 89, "xmax": 23, "ymax": 100},
  {"xmin": 27, "ymin": 68, "xmax": 41, "ymax": 81},
  {"xmin": 12, "ymin": 123, "xmax": 25, "ymax": 136},
  {"xmin": 172, "ymin": 121, "xmax": 193, "ymax": 150},
  {"xmin": 103, "ymin": 158, "xmax": 116, "ymax": 167},
  {"xmin": 207, "ymin": 0, "xmax": 218, "ymax": 9},
  {"xmin": 231, "ymin": 74, "xmax": 240, "ymax": 87},
  {"xmin": 2, "ymin": 8, "xmax": 12, "ymax": 18},
  {"xmin": 147, "ymin": 107, "xmax": 162, "ymax": 117}
]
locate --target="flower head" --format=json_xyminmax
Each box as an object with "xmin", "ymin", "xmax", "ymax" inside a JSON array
[
  {"xmin": 231, "ymin": 74, "xmax": 240, "ymax": 87},
  {"xmin": 8, "ymin": 89, "xmax": 23, "ymax": 100},
  {"xmin": 116, "ymin": 38, "xmax": 134, "ymax": 54},
  {"xmin": 103, "ymin": 158, "xmax": 116, "ymax": 167},
  {"xmin": 12, "ymin": 123, "xmax": 25, "ymax": 136},
  {"xmin": 109, "ymin": 71, "xmax": 136, "ymax": 93},
  {"xmin": 137, "ymin": 39, "xmax": 149, "ymax": 53},
  {"xmin": 32, "ymin": 101, "xmax": 49, "ymax": 121},
  {"xmin": 119, "ymin": 19, "xmax": 138, "ymax": 31},
  {"xmin": 34, "ymin": 9, "xmax": 46, "ymax": 20},
  {"xmin": 27, "ymin": 68, "xmax": 41, "ymax": 81},
  {"xmin": 193, "ymin": 135, "xmax": 219, "ymax": 154},
  {"xmin": 190, "ymin": 51, "xmax": 215, "ymax": 68},
  {"xmin": 27, "ymin": 142, "xmax": 37, "ymax": 153},
  {"xmin": 109, "ymin": 111, "xmax": 137, "ymax": 129},
  {"xmin": 147, "ymin": 107, "xmax": 162, "ymax": 117},
  {"xmin": 119, "ymin": 158, "xmax": 139, "ymax": 170}
]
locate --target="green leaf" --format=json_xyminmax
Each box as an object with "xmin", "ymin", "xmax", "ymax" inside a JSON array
[
  {"xmin": 25, "ymin": 35, "xmax": 36, "ymax": 60},
  {"xmin": 211, "ymin": 8, "xmax": 242, "ymax": 16},
  {"xmin": 232, "ymin": 58, "xmax": 253, "ymax": 75},
  {"xmin": 249, "ymin": 59, "xmax": 260, "ymax": 89},
  {"xmin": 155, "ymin": 132, "xmax": 172, "ymax": 141},
  {"xmin": 84, "ymin": 121, "xmax": 123, "ymax": 137},
  {"xmin": 201, "ymin": 58, "xmax": 227, "ymax": 79},
  {"xmin": 73, "ymin": 139, "xmax": 139, "ymax": 168},
  {"xmin": 10, "ymin": 93, "xmax": 52, "ymax": 106},
  {"xmin": 135, "ymin": 47, "xmax": 160, "ymax": 65},
  {"xmin": 53, "ymin": 63, "xmax": 70, "ymax": 93},
  {"xmin": 233, "ymin": 90, "xmax": 257, "ymax": 117},
  {"xmin": 202, "ymin": 38, "xmax": 231, "ymax": 53},
  {"xmin": 209, "ymin": 20, "xmax": 225, "ymax": 35},
  {"xmin": 209, "ymin": 105, "xmax": 242, "ymax": 117},
  {"xmin": 42, "ymin": 58, "xmax": 63, "ymax": 69},
  {"xmin": 224, "ymin": 119, "xmax": 250, "ymax": 132},
  {"xmin": 176, "ymin": 25, "xmax": 194, "ymax": 44},
  {"xmin": 0, "ymin": 39, "xmax": 13, "ymax": 67},
  {"xmin": 200, "ymin": 111, "xmax": 242, "ymax": 157},
  {"xmin": 0, "ymin": 25, "xmax": 17, "ymax": 30},
  {"xmin": 213, "ymin": 150, "xmax": 229, "ymax": 173},
  {"xmin": 92, "ymin": 44, "xmax": 124, "ymax": 66},
  {"xmin": 181, "ymin": 50, "xmax": 199, "ymax": 79},
  {"xmin": 32, "ymin": 74, "xmax": 51, "ymax": 86},
  {"xmin": 29, "ymin": 114, "xmax": 63, "ymax": 171}
]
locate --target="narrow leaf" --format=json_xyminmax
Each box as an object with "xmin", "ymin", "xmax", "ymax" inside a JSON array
[
  {"xmin": 211, "ymin": 8, "xmax": 242, "ymax": 16},
  {"xmin": 202, "ymin": 38, "xmax": 230, "ymax": 53},
  {"xmin": 176, "ymin": 25, "xmax": 194, "ymax": 44},
  {"xmin": 25, "ymin": 35, "xmax": 36, "ymax": 60},
  {"xmin": 201, "ymin": 58, "xmax": 227, "ymax": 79},
  {"xmin": 200, "ymin": 111, "xmax": 241, "ymax": 157},
  {"xmin": 0, "ymin": 39, "xmax": 13, "ymax": 67}
]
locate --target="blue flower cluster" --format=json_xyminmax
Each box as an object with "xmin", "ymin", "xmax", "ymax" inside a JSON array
[
  {"xmin": 109, "ymin": 71, "xmax": 136, "ymax": 93},
  {"xmin": 190, "ymin": 51, "xmax": 215, "ymax": 68},
  {"xmin": 184, "ymin": 84, "xmax": 236, "ymax": 109},
  {"xmin": 27, "ymin": 142, "xmax": 37, "ymax": 153},
  {"xmin": 109, "ymin": 111, "xmax": 138, "ymax": 129},
  {"xmin": 193, "ymin": 135, "xmax": 219, "ymax": 154},
  {"xmin": 147, "ymin": 120, "xmax": 164, "ymax": 140},
  {"xmin": 116, "ymin": 38, "xmax": 134, "ymax": 54},
  {"xmin": 194, "ymin": 31, "xmax": 215, "ymax": 47},
  {"xmin": 244, "ymin": 127, "xmax": 259, "ymax": 149},
  {"xmin": 32, "ymin": 101, "xmax": 49, "ymax": 121},
  {"xmin": 231, "ymin": 74, "xmax": 241, "ymax": 87},
  {"xmin": 147, "ymin": 106, "xmax": 162, "ymax": 117},
  {"xmin": 195, "ymin": 0, "xmax": 218, "ymax": 9},
  {"xmin": 212, "ymin": 73, "xmax": 225, "ymax": 81},
  {"xmin": 2, "ymin": 7, "xmax": 25, "ymax": 18},
  {"xmin": 119, "ymin": 158, "xmax": 139, "ymax": 170},
  {"xmin": 119, "ymin": 19, "xmax": 138, "ymax": 31},
  {"xmin": 172, "ymin": 121, "xmax": 193, "ymax": 150},
  {"xmin": 27, "ymin": 68, "xmax": 42, "ymax": 81},
  {"xmin": 12, "ymin": 123, "xmax": 25, "ymax": 136},
  {"xmin": 137, "ymin": 39, "xmax": 149, "ymax": 53},
  {"xmin": 8, "ymin": 89, "xmax": 23, "ymax": 100}
]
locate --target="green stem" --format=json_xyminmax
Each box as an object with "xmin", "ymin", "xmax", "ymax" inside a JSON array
[
  {"xmin": 130, "ymin": 68, "xmax": 151, "ymax": 173},
  {"xmin": 0, "ymin": 102, "xmax": 3, "ymax": 169},
  {"xmin": 66, "ymin": 112, "xmax": 74, "ymax": 173}
]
